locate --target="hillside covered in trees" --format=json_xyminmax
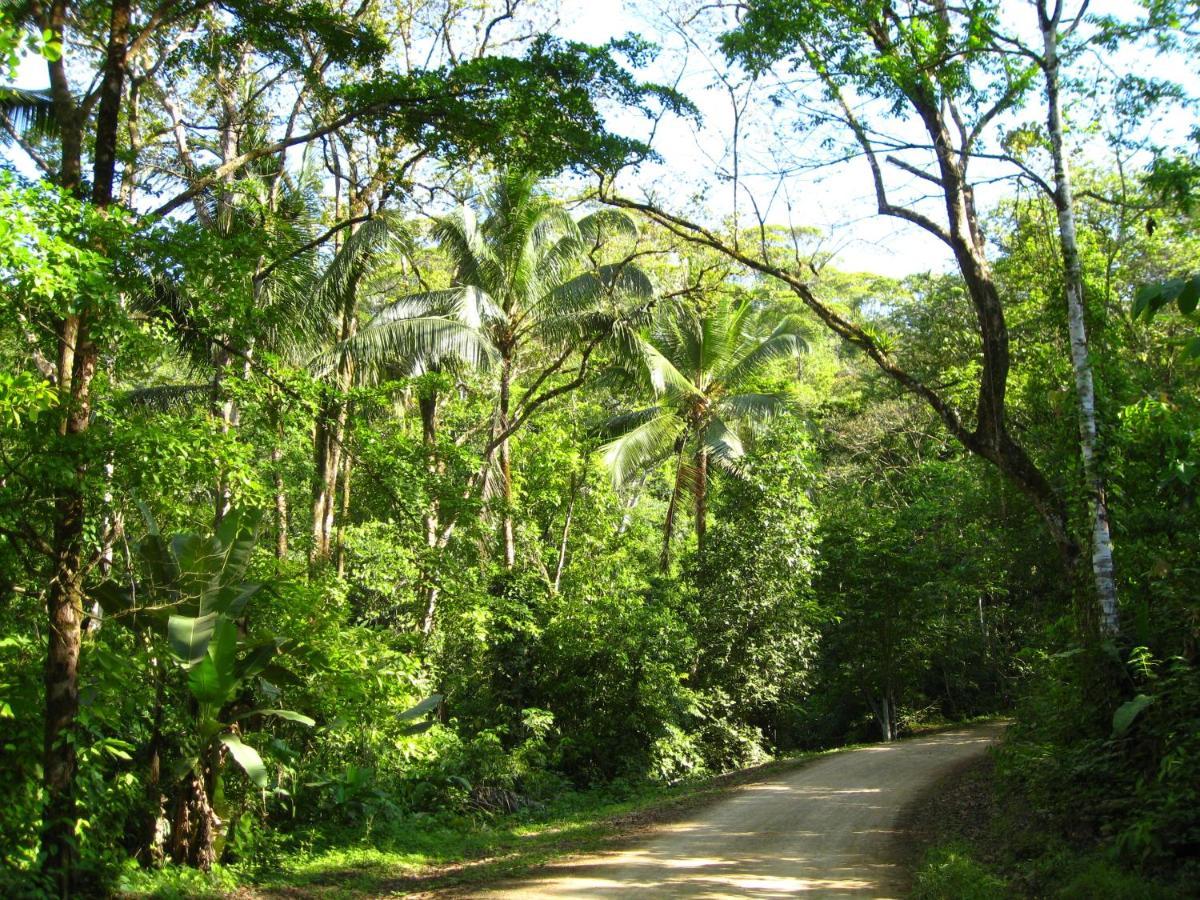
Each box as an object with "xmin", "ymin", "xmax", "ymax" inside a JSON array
[{"xmin": 1, "ymin": 0, "xmax": 1198, "ymax": 896}]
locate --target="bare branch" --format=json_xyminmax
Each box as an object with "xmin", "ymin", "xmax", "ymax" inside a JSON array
[{"xmin": 886, "ymin": 154, "xmax": 944, "ymax": 187}]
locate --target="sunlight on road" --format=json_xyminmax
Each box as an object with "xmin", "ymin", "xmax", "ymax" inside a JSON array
[{"xmin": 473, "ymin": 725, "xmax": 1004, "ymax": 899}]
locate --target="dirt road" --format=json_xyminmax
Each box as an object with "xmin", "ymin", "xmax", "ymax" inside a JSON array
[{"xmin": 472, "ymin": 723, "xmax": 1003, "ymax": 899}]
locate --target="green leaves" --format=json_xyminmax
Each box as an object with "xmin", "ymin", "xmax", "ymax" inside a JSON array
[
  {"xmin": 186, "ymin": 618, "xmax": 238, "ymax": 705},
  {"xmin": 1133, "ymin": 275, "xmax": 1200, "ymax": 357},
  {"xmin": 398, "ymin": 694, "xmax": 443, "ymax": 736},
  {"xmin": 220, "ymin": 734, "xmax": 269, "ymax": 789},
  {"xmin": 1113, "ymin": 694, "xmax": 1155, "ymax": 737},
  {"xmin": 237, "ymin": 709, "xmax": 315, "ymax": 726},
  {"xmin": 600, "ymin": 296, "xmax": 806, "ymax": 488},
  {"xmin": 398, "ymin": 694, "xmax": 443, "ymax": 721},
  {"xmin": 338, "ymin": 36, "xmax": 693, "ymax": 177},
  {"xmin": 1134, "ymin": 275, "xmax": 1200, "ymax": 319},
  {"xmin": 168, "ymin": 613, "xmax": 218, "ymax": 669},
  {"xmin": 91, "ymin": 511, "xmax": 313, "ymax": 816}
]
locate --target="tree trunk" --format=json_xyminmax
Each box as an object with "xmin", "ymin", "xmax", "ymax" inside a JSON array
[
  {"xmin": 498, "ymin": 360, "xmax": 516, "ymax": 569},
  {"xmin": 616, "ymin": 473, "xmax": 647, "ymax": 537},
  {"xmin": 90, "ymin": 0, "xmax": 132, "ymax": 207},
  {"xmin": 335, "ymin": 447, "xmax": 352, "ymax": 578},
  {"xmin": 310, "ymin": 279, "xmax": 358, "ymax": 569},
  {"xmin": 273, "ymin": 444, "xmax": 288, "ymax": 563},
  {"xmin": 660, "ymin": 446, "xmax": 687, "ymax": 572},
  {"xmin": 118, "ymin": 75, "xmax": 141, "ymax": 206},
  {"xmin": 140, "ymin": 656, "xmax": 167, "ymax": 866},
  {"xmin": 419, "ymin": 393, "xmax": 441, "ymax": 635},
  {"xmin": 43, "ymin": 475, "xmax": 85, "ymax": 894},
  {"xmin": 41, "ymin": 0, "xmax": 130, "ymax": 878},
  {"xmin": 1040, "ymin": 6, "xmax": 1120, "ymax": 636},
  {"xmin": 693, "ymin": 449, "xmax": 708, "ymax": 553},
  {"xmin": 551, "ymin": 472, "xmax": 580, "ymax": 594},
  {"xmin": 310, "ymin": 408, "xmax": 332, "ymax": 566},
  {"xmin": 211, "ymin": 349, "xmax": 233, "ymax": 526},
  {"xmin": 169, "ymin": 768, "xmax": 217, "ymax": 871}
]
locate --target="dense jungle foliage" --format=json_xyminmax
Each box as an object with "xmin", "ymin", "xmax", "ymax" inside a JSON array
[{"xmin": 1, "ymin": 0, "xmax": 1198, "ymax": 896}]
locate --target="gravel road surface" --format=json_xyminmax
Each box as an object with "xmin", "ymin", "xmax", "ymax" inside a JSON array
[{"xmin": 472, "ymin": 723, "xmax": 1004, "ymax": 899}]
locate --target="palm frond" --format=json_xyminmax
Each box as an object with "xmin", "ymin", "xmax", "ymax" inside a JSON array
[
  {"xmin": 434, "ymin": 208, "xmax": 492, "ymax": 291},
  {"xmin": 119, "ymin": 383, "xmax": 211, "ymax": 413},
  {"xmin": 701, "ymin": 418, "xmax": 747, "ymax": 477},
  {"xmin": 641, "ymin": 337, "xmax": 701, "ymax": 397},
  {"xmin": 599, "ymin": 411, "xmax": 684, "ymax": 487},
  {"xmin": 723, "ymin": 326, "xmax": 809, "ymax": 390},
  {"xmin": 311, "ymin": 217, "xmax": 395, "ymax": 309},
  {"xmin": 372, "ymin": 289, "xmax": 470, "ymax": 322},
  {"xmin": 577, "ymin": 209, "xmax": 640, "ymax": 246},
  {"xmin": 0, "ymin": 85, "xmax": 56, "ymax": 140},
  {"xmin": 314, "ymin": 317, "xmax": 497, "ymax": 379},
  {"xmin": 541, "ymin": 271, "xmax": 607, "ymax": 317},
  {"xmin": 596, "ymin": 406, "xmax": 664, "ymax": 439},
  {"xmin": 719, "ymin": 391, "xmax": 795, "ymax": 424}
]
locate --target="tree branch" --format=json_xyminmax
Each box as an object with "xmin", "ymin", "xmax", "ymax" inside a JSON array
[
  {"xmin": 253, "ymin": 215, "xmax": 372, "ymax": 285},
  {"xmin": 597, "ymin": 188, "xmax": 976, "ymax": 452}
]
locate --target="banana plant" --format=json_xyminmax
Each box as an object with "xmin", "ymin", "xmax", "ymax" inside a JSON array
[{"xmin": 93, "ymin": 507, "xmax": 312, "ymax": 869}]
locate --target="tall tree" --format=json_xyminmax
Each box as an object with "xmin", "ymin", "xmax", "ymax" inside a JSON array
[{"xmin": 1, "ymin": 2, "xmax": 683, "ymax": 887}]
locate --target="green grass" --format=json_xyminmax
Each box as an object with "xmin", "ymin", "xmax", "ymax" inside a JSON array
[{"xmin": 910, "ymin": 842, "xmax": 1008, "ymax": 900}]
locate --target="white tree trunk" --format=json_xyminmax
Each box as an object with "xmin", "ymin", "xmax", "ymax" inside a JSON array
[{"xmin": 1041, "ymin": 9, "xmax": 1120, "ymax": 636}]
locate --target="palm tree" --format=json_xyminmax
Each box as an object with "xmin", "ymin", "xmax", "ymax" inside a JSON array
[
  {"xmin": 339, "ymin": 170, "xmax": 653, "ymax": 577},
  {"xmin": 600, "ymin": 297, "xmax": 808, "ymax": 570}
]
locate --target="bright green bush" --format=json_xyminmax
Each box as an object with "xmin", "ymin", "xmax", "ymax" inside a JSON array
[{"xmin": 910, "ymin": 842, "xmax": 1008, "ymax": 900}]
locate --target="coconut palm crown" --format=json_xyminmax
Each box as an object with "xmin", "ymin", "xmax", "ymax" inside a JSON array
[{"xmin": 600, "ymin": 296, "xmax": 808, "ymax": 570}]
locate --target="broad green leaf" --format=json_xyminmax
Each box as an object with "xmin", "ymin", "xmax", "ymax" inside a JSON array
[
  {"xmin": 220, "ymin": 734, "xmax": 269, "ymax": 788},
  {"xmin": 215, "ymin": 508, "xmax": 261, "ymax": 584},
  {"xmin": 398, "ymin": 694, "xmax": 443, "ymax": 721},
  {"xmin": 187, "ymin": 618, "xmax": 238, "ymax": 703},
  {"xmin": 90, "ymin": 581, "xmax": 132, "ymax": 617},
  {"xmin": 1132, "ymin": 284, "xmax": 1156, "ymax": 318},
  {"xmin": 139, "ymin": 533, "xmax": 178, "ymax": 593},
  {"xmin": 1178, "ymin": 276, "xmax": 1200, "ymax": 315},
  {"xmin": 235, "ymin": 641, "xmax": 280, "ymax": 681},
  {"xmin": 167, "ymin": 613, "xmax": 218, "ymax": 668},
  {"xmin": 171, "ymin": 533, "xmax": 224, "ymax": 614},
  {"xmin": 237, "ymin": 708, "xmax": 315, "ymax": 726},
  {"xmin": 210, "ymin": 617, "xmax": 238, "ymax": 687},
  {"xmin": 170, "ymin": 755, "xmax": 200, "ymax": 782},
  {"xmin": 188, "ymin": 654, "xmax": 235, "ymax": 704},
  {"xmin": 216, "ymin": 581, "xmax": 264, "ymax": 618},
  {"xmin": 1112, "ymin": 694, "xmax": 1154, "ymax": 737},
  {"xmin": 261, "ymin": 662, "xmax": 304, "ymax": 687}
]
